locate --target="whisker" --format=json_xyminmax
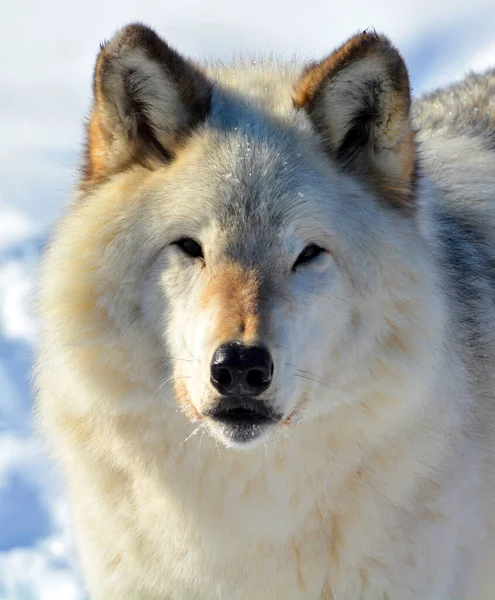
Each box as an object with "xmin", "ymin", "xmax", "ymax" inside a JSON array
[
  {"xmin": 324, "ymin": 295, "xmax": 351, "ymax": 306},
  {"xmin": 180, "ymin": 423, "xmax": 207, "ymax": 446},
  {"xmin": 123, "ymin": 313, "xmax": 141, "ymax": 336},
  {"xmin": 293, "ymin": 373, "xmax": 329, "ymax": 387},
  {"xmin": 161, "ymin": 422, "xmax": 207, "ymax": 472},
  {"xmin": 214, "ymin": 438, "xmax": 223, "ymax": 458},
  {"xmin": 199, "ymin": 424, "xmax": 208, "ymax": 448},
  {"xmin": 294, "ymin": 369, "xmax": 329, "ymax": 386},
  {"xmin": 182, "ymin": 335, "xmax": 196, "ymax": 360},
  {"xmin": 148, "ymin": 375, "xmax": 175, "ymax": 403},
  {"xmin": 286, "ymin": 362, "xmax": 329, "ymax": 386}
]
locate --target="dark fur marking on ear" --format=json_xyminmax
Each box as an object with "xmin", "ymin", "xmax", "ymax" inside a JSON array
[
  {"xmin": 81, "ymin": 22, "xmax": 213, "ymax": 187},
  {"xmin": 118, "ymin": 23, "xmax": 213, "ymax": 126},
  {"xmin": 336, "ymin": 80, "xmax": 382, "ymax": 165},
  {"xmin": 336, "ymin": 111, "xmax": 372, "ymax": 165},
  {"xmin": 122, "ymin": 68, "xmax": 174, "ymax": 163}
]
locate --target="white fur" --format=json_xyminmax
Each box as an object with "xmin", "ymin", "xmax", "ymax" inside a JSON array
[{"xmin": 36, "ymin": 43, "xmax": 495, "ymax": 599}]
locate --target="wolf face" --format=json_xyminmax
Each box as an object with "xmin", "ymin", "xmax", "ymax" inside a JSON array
[
  {"xmin": 139, "ymin": 131, "xmax": 355, "ymax": 448},
  {"xmin": 75, "ymin": 24, "xmax": 435, "ymax": 449}
]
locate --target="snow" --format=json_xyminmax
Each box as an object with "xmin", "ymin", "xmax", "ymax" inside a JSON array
[{"xmin": 2, "ymin": 0, "xmax": 495, "ymax": 596}]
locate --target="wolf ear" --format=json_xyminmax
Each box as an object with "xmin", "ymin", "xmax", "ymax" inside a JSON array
[
  {"xmin": 293, "ymin": 31, "xmax": 416, "ymax": 209},
  {"xmin": 84, "ymin": 23, "xmax": 212, "ymax": 184}
]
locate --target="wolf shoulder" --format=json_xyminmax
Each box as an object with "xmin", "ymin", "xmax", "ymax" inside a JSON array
[
  {"xmin": 415, "ymin": 68, "xmax": 495, "ymax": 301},
  {"xmin": 414, "ymin": 68, "xmax": 495, "ymax": 214}
]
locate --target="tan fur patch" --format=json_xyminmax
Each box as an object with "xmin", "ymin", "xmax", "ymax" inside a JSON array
[
  {"xmin": 55, "ymin": 412, "xmax": 95, "ymax": 447},
  {"xmin": 174, "ymin": 378, "xmax": 199, "ymax": 422},
  {"xmin": 87, "ymin": 111, "xmax": 111, "ymax": 183},
  {"xmin": 108, "ymin": 553, "xmax": 123, "ymax": 571},
  {"xmin": 293, "ymin": 32, "xmax": 388, "ymax": 109},
  {"xmin": 383, "ymin": 318, "xmax": 409, "ymax": 355},
  {"xmin": 201, "ymin": 263, "xmax": 263, "ymax": 346},
  {"xmin": 283, "ymin": 393, "xmax": 308, "ymax": 426},
  {"xmin": 293, "ymin": 542, "xmax": 306, "ymax": 590},
  {"xmin": 359, "ymin": 566, "xmax": 370, "ymax": 592},
  {"xmin": 329, "ymin": 515, "xmax": 342, "ymax": 564},
  {"xmin": 397, "ymin": 129, "xmax": 417, "ymax": 182}
]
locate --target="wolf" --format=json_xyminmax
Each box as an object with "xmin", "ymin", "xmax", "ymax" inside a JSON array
[{"xmin": 35, "ymin": 23, "xmax": 495, "ymax": 599}]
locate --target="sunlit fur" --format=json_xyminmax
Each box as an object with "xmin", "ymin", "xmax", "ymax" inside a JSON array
[{"xmin": 35, "ymin": 24, "xmax": 495, "ymax": 599}]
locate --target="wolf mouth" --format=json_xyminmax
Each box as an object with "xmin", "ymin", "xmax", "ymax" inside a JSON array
[{"xmin": 204, "ymin": 397, "xmax": 282, "ymax": 427}]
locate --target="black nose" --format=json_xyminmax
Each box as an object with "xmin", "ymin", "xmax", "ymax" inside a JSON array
[{"xmin": 210, "ymin": 342, "xmax": 274, "ymax": 396}]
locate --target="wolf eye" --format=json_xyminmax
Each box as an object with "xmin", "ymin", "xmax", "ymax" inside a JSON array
[
  {"xmin": 293, "ymin": 244, "xmax": 324, "ymax": 270},
  {"xmin": 175, "ymin": 238, "xmax": 204, "ymax": 259}
]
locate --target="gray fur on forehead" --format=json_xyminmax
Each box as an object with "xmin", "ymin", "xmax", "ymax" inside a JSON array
[{"xmin": 200, "ymin": 87, "xmax": 325, "ymax": 229}]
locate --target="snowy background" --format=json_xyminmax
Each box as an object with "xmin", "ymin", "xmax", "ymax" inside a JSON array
[{"xmin": 1, "ymin": 0, "xmax": 495, "ymax": 597}]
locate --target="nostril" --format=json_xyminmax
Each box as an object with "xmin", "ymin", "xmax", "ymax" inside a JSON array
[
  {"xmin": 246, "ymin": 369, "xmax": 267, "ymax": 389},
  {"xmin": 217, "ymin": 368, "xmax": 233, "ymax": 388}
]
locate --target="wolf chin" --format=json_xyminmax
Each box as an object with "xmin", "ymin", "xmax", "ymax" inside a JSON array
[{"xmin": 35, "ymin": 23, "xmax": 495, "ymax": 599}]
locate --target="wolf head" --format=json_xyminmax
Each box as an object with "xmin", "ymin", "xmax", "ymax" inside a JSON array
[{"xmin": 59, "ymin": 24, "xmax": 438, "ymax": 449}]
